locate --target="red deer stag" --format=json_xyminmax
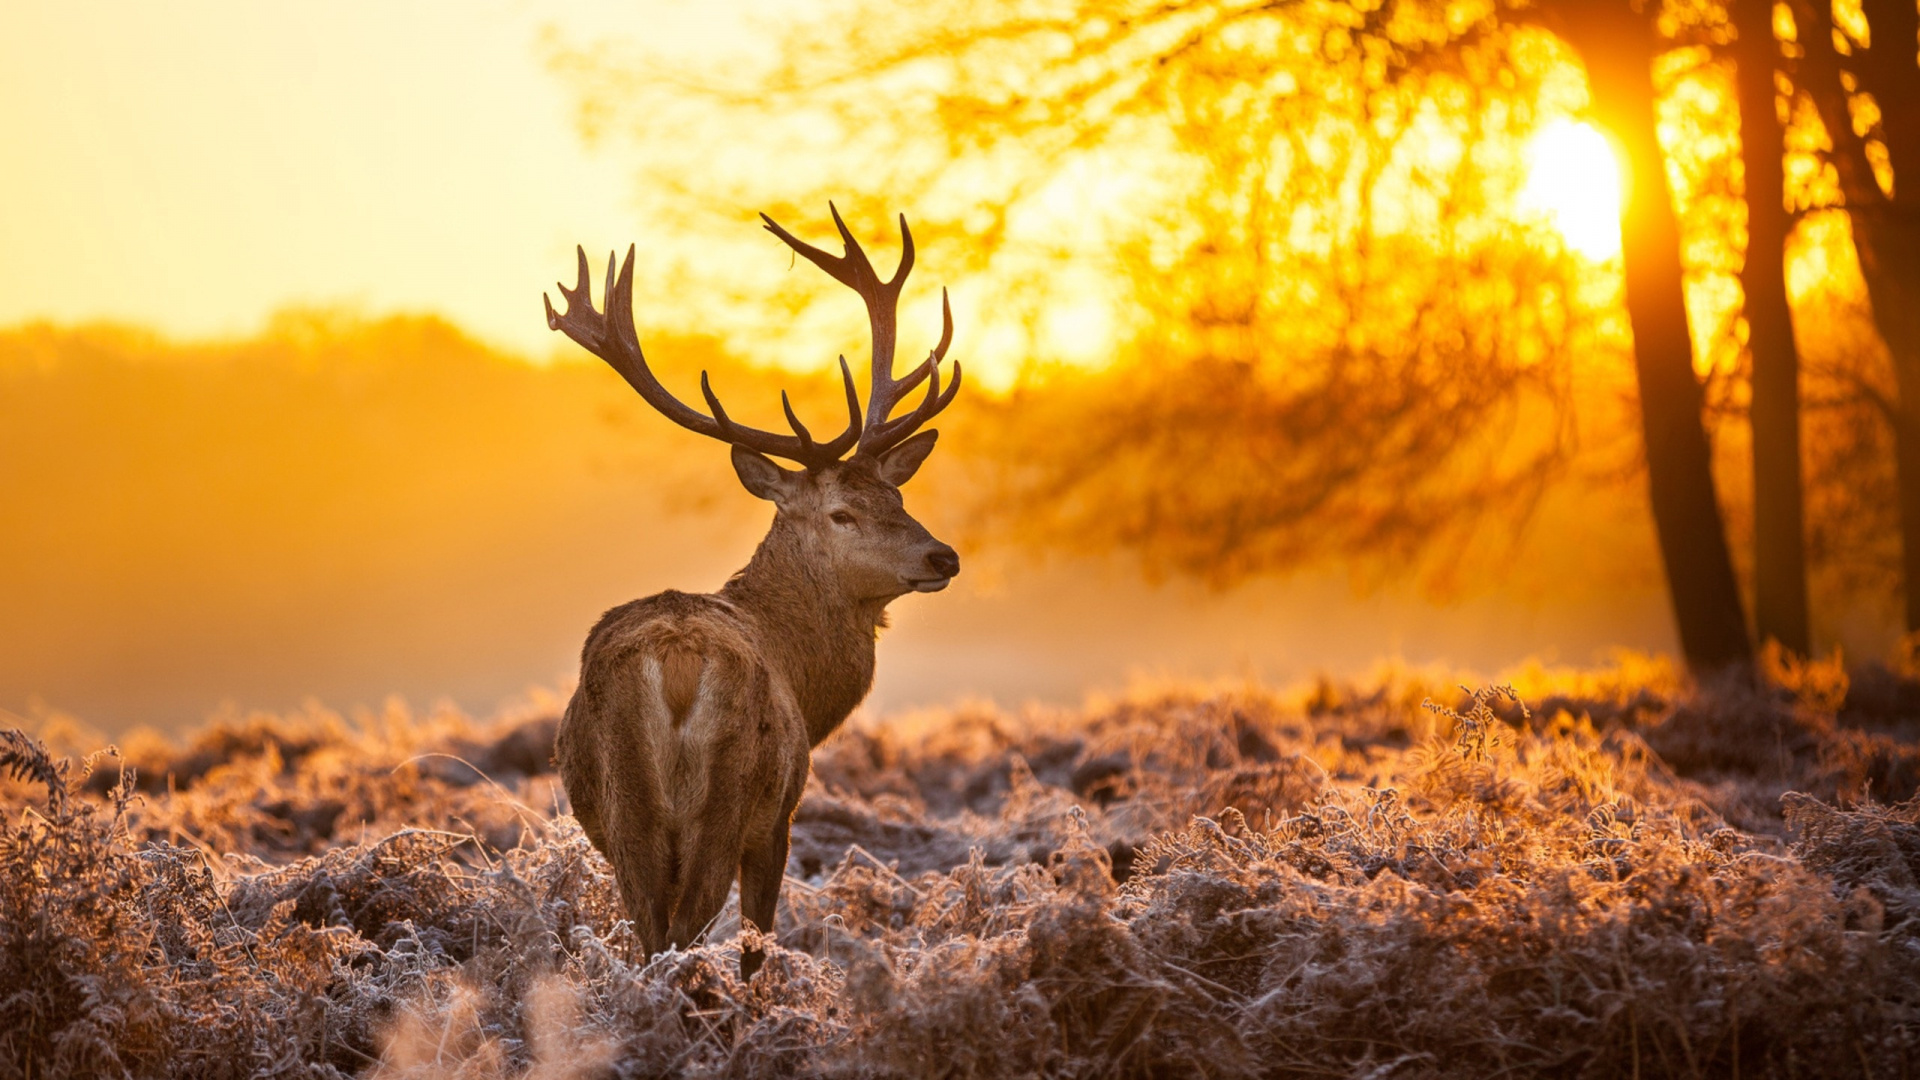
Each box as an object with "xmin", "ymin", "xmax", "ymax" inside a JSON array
[{"xmin": 544, "ymin": 206, "xmax": 961, "ymax": 978}]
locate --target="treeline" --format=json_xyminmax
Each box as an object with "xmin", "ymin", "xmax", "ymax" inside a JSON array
[
  {"xmin": 550, "ymin": 0, "xmax": 1916, "ymax": 669},
  {"xmin": 0, "ymin": 314, "xmax": 788, "ymax": 728}
]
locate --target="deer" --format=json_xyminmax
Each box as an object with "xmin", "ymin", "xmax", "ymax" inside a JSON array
[{"xmin": 543, "ymin": 206, "xmax": 961, "ymax": 979}]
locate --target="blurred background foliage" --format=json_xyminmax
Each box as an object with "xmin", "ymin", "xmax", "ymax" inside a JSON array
[
  {"xmin": 547, "ymin": 0, "xmax": 1911, "ymax": 641},
  {"xmin": 7, "ymin": 0, "xmax": 1920, "ymax": 727}
]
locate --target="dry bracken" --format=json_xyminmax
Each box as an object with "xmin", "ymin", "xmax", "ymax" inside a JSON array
[{"xmin": 3, "ymin": 656, "xmax": 1917, "ymax": 1078}]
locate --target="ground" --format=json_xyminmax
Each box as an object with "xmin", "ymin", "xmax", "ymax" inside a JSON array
[{"xmin": 3, "ymin": 652, "xmax": 1918, "ymax": 1078}]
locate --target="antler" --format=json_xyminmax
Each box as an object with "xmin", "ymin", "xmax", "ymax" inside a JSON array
[
  {"xmin": 544, "ymin": 245, "xmax": 863, "ymax": 468},
  {"xmin": 760, "ymin": 203, "xmax": 961, "ymax": 459}
]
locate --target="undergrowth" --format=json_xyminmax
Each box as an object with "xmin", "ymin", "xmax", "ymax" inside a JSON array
[{"xmin": 3, "ymin": 654, "xmax": 1918, "ymax": 1078}]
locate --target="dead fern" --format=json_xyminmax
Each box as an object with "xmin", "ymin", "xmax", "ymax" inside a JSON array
[{"xmin": 1, "ymin": 660, "xmax": 1916, "ymax": 1077}]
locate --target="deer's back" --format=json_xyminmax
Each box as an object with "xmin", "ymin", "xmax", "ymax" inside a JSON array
[{"xmin": 557, "ymin": 590, "xmax": 807, "ymax": 853}]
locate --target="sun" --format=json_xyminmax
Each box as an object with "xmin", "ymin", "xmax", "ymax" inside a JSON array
[{"xmin": 1519, "ymin": 119, "xmax": 1624, "ymax": 261}]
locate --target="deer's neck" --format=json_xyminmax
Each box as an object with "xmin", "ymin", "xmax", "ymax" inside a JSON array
[{"xmin": 720, "ymin": 522, "xmax": 887, "ymax": 747}]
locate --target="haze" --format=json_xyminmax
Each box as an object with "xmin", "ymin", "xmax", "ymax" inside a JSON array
[
  {"xmin": 0, "ymin": 1, "xmax": 771, "ymax": 358},
  {"xmin": 0, "ymin": 1, "xmax": 1708, "ymax": 735}
]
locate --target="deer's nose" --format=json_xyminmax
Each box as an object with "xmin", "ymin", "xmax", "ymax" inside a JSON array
[{"xmin": 926, "ymin": 546, "xmax": 960, "ymax": 579}]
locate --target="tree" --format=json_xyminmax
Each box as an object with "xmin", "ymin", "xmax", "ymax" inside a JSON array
[
  {"xmin": 1793, "ymin": 0, "xmax": 1920, "ymax": 632},
  {"xmin": 1732, "ymin": 0, "xmax": 1812, "ymax": 654},
  {"xmin": 1543, "ymin": 2, "xmax": 1753, "ymax": 668},
  {"xmin": 556, "ymin": 0, "xmax": 1763, "ymax": 670}
]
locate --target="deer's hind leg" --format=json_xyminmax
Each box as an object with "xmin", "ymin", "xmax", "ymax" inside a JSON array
[
  {"xmin": 600, "ymin": 792, "xmax": 674, "ymax": 958},
  {"xmin": 657, "ymin": 682, "xmax": 748, "ymax": 951},
  {"xmin": 664, "ymin": 791, "xmax": 748, "ymax": 951},
  {"xmin": 559, "ymin": 696, "xmax": 669, "ymax": 956},
  {"xmin": 585, "ymin": 691, "xmax": 681, "ymax": 958},
  {"xmin": 567, "ymin": 765, "xmax": 668, "ymax": 957},
  {"xmin": 663, "ymin": 661, "xmax": 794, "ymax": 956},
  {"xmin": 737, "ymin": 826, "xmax": 790, "ymax": 979},
  {"xmin": 739, "ymin": 747, "xmax": 807, "ymax": 978}
]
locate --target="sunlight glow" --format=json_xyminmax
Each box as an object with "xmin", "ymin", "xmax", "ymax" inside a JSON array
[
  {"xmin": 1039, "ymin": 295, "xmax": 1120, "ymax": 370},
  {"xmin": 0, "ymin": 2, "xmax": 702, "ymax": 359},
  {"xmin": 1519, "ymin": 120, "xmax": 1624, "ymax": 261}
]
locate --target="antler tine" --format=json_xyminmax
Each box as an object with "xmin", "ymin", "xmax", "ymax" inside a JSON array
[
  {"xmin": 544, "ymin": 244, "xmax": 860, "ymax": 468},
  {"xmin": 761, "ymin": 208, "xmax": 961, "ymax": 460},
  {"xmin": 857, "ymin": 286, "xmax": 961, "ymax": 456},
  {"xmin": 886, "ymin": 210, "xmax": 916, "ymax": 288},
  {"xmin": 812, "ymin": 356, "xmax": 864, "ymax": 461},
  {"xmin": 864, "ymin": 357, "xmax": 963, "ymax": 454},
  {"xmin": 762, "ymin": 205, "xmax": 903, "ymax": 412},
  {"xmin": 878, "ymin": 286, "xmax": 956, "ymax": 402},
  {"xmin": 930, "ymin": 285, "xmax": 954, "ymax": 360},
  {"xmin": 762, "ymin": 207, "xmax": 865, "ymax": 292},
  {"xmin": 780, "ymin": 391, "xmax": 814, "ymax": 451}
]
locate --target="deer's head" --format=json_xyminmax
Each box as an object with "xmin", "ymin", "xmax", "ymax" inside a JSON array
[{"xmin": 545, "ymin": 205, "xmax": 961, "ymax": 600}]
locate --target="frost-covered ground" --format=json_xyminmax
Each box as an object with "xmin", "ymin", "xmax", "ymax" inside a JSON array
[{"xmin": 4, "ymin": 655, "xmax": 1918, "ymax": 1078}]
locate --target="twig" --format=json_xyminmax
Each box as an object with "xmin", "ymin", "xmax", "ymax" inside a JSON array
[
  {"xmin": 391, "ymin": 753, "xmax": 550, "ymax": 838},
  {"xmin": 845, "ymin": 843, "xmax": 924, "ymax": 897}
]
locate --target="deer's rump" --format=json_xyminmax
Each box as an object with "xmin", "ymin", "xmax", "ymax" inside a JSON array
[{"xmin": 557, "ymin": 592, "xmax": 809, "ymax": 953}]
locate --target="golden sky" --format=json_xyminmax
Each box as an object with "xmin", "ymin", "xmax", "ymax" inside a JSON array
[
  {"xmin": 0, "ymin": 1, "xmax": 787, "ymax": 358},
  {"xmin": 0, "ymin": 3, "xmax": 1702, "ymax": 732},
  {"xmin": 0, "ymin": 1, "xmax": 1630, "ymax": 374}
]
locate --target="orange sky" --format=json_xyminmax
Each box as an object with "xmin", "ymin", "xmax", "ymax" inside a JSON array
[
  {"xmin": 0, "ymin": 4, "xmax": 1701, "ymax": 732},
  {"xmin": 0, "ymin": 1, "xmax": 792, "ymax": 359},
  {"xmin": 0, "ymin": 3, "xmax": 1632, "ymax": 372}
]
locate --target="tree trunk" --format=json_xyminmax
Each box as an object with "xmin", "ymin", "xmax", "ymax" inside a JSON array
[
  {"xmin": 1733, "ymin": 0, "xmax": 1811, "ymax": 653},
  {"xmin": 1556, "ymin": 4, "xmax": 1755, "ymax": 671},
  {"xmin": 1856, "ymin": 0, "xmax": 1920, "ymax": 633},
  {"xmin": 1856, "ymin": 217, "xmax": 1920, "ymax": 632},
  {"xmin": 1800, "ymin": 0, "xmax": 1920, "ymax": 632}
]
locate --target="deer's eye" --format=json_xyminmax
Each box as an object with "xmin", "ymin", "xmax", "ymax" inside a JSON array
[{"xmin": 829, "ymin": 510, "xmax": 857, "ymax": 527}]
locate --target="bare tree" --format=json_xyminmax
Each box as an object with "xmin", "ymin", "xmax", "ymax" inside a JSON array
[
  {"xmin": 1792, "ymin": 0, "xmax": 1920, "ymax": 632},
  {"xmin": 557, "ymin": 0, "xmax": 1769, "ymax": 670},
  {"xmin": 1732, "ymin": 0, "xmax": 1812, "ymax": 654}
]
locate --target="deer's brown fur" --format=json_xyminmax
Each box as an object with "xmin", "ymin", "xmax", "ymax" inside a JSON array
[
  {"xmin": 546, "ymin": 208, "xmax": 961, "ymax": 978},
  {"xmin": 555, "ymin": 422, "xmax": 954, "ymax": 974},
  {"xmin": 559, "ymin": 588, "xmax": 809, "ymax": 964}
]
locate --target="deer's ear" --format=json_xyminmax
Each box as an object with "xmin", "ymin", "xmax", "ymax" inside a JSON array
[
  {"xmin": 876, "ymin": 430, "xmax": 939, "ymax": 487},
  {"xmin": 879, "ymin": 426, "xmax": 944, "ymax": 486},
  {"xmin": 731, "ymin": 445, "xmax": 795, "ymax": 502}
]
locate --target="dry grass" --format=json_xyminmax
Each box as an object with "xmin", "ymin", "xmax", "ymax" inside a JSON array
[{"xmin": 4, "ymin": 654, "xmax": 1918, "ymax": 1078}]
